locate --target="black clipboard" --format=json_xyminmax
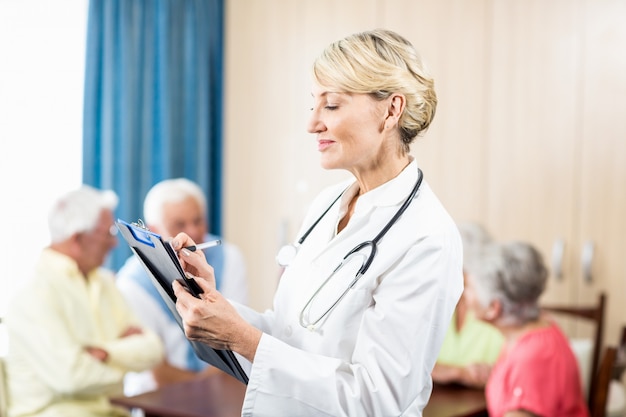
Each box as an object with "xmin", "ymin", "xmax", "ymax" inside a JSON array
[{"xmin": 115, "ymin": 219, "xmax": 249, "ymax": 385}]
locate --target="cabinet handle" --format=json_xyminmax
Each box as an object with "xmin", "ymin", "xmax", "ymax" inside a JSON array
[
  {"xmin": 551, "ymin": 239, "xmax": 565, "ymax": 280},
  {"xmin": 582, "ymin": 241, "xmax": 595, "ymax": 283}
]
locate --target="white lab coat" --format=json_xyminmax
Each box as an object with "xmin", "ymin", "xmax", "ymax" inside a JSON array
[{"xmin": 234, "ymin": 160, "xmax": 463, "ymax": 417}]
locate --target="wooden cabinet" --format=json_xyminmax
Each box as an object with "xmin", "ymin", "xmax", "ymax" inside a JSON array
[
  {"xmin": 484, "ymin": 0, "xmax": 580, "ymax": 305},
  {"xmin": 482, "ymin": 0, "xmax": 626, "ymax": 344},
  {"xmin": 576, "ymin": 0, "xmax": 626, "ymax": 345}
]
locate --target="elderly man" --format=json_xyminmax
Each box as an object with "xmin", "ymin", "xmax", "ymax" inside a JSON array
[
  {"xmin": 4, "ymin": 185, "xmax": 164, "ymax": 417},
  {"xmin": 116, "ymin": 178, "xmax": 248, "ymax": 395}
]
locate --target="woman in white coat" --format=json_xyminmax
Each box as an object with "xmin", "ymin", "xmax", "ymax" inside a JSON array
[{"xmin": 172, "ymin": 29, "xmax": 463, "ymax": 416}]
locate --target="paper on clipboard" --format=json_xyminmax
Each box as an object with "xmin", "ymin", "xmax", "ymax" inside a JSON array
[{"xmin": 115, "ymin": 218, "xmax": 249, "ymax": 385}]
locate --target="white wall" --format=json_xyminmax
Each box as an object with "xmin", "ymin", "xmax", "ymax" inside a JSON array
[{"xmin": 0, "ymin": 0, "xmax": 87, "ymax": 329}]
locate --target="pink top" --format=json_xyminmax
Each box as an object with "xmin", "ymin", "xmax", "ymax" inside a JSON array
[{"xmin": 486, "ymin": 321, "xmax": 590, "ymax": 417}]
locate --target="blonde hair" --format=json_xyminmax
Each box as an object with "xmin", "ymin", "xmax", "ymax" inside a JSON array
[{"xmin": 312, "ymin": 29, "xmax": 437, "ymax": 153}]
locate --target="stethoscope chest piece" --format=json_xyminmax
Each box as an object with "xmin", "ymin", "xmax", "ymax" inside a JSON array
[{"xmin": 276, "ymin": 244, "xmax": 299, "ymax": 267}]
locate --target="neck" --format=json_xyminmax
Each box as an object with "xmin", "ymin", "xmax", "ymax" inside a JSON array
[
  {"xmin": 498, "ymin": 316, "xmax": 550, "ymax": 346},
  {"xmin": 455, "ymin": 298, "xmax": 468, "ymax": 330},
  {"xmin": 352, "ymin": 155, "xmax": 412, "ymax": 195},
  {"xmin": 49, "ymin": 243, "xmax": 90, "ymax": 280}
]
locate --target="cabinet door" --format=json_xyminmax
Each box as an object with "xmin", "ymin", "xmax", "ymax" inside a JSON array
[
  {"xmin": 484, "ymin": 0, "xmax": 582, "ymax": 305},
  {"xmin": 576, "ymin": 0, "xmax": 626, "ymax": 344}
]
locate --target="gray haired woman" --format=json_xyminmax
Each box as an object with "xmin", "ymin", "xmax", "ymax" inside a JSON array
[{"xmin": 464, "ymin": 241, "xmax": 589, "ymax": 417}]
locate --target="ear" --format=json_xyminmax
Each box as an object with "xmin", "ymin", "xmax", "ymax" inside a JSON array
[
  {"xmin": 484, "ymin": 298, "xmax": 502, "ymax": 321},
  {"xmin": 70, "ymin": 232, "xmax": 83, "ymax": 246},
  {"xmin": 383, "ymin": 93, "xmax": 406, "ymax": 130},
  {"xmin": 52, "ymin": 232, "xmax": 83, "ymax": 259}
]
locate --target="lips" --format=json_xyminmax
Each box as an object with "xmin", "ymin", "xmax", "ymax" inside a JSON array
[{"xmin": 318, "ymin": 140, "xmax": 334, "ymax": 151}]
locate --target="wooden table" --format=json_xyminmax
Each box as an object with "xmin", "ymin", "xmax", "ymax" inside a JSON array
[
  {"xmin": 111, "ymin": 374, "xmax": 486, "ymax": 417},
  {"xmin": 423, "ymin": 383, "xmax": 487, "ymax": 417},
  {"xmin": 111, "ymin": 372, "xmax": 246, "ymax": 417}
]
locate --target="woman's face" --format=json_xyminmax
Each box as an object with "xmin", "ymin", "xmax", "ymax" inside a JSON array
[{"xmin": 307, "ymin": 82, "xmax": 393, "ymax": 173}]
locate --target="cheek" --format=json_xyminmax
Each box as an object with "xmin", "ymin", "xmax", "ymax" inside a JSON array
[
  {"xmin": 465, "ymin": 293, "xmax": 491, "ymax": 321},
  {"xmin": 330, "ymin": 112, "xmax": 379, "ymax": 141},
  {"xmin": 353, "ymin": 113, "xmax": 382, "ymax": 137},
  {"xmin": 463, "ymin": 286, "xmax": 481, "ymax": 312}
]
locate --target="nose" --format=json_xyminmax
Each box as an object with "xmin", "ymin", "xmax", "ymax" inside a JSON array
[
  {"xmin": 307, "ymin": 108, "xmax": 325, "ymax": 134},
  {"xmin": 183, "ymin": 223, "xmax": 206, "ymax": 244}
]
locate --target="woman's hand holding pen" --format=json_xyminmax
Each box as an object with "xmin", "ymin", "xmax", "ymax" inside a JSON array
[
  {"xmin": 171, "ymin": 232, "xmax": 262, "ymax": 362},
  {"xmin": 171, "ymin": 233, "xmax": 216, "ymax": 289}
]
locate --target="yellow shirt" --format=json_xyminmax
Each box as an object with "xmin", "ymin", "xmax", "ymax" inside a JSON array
[
  {"xmin": 437, "ymin": 309, "xmax": 504, "ymax": 366},
  {"xmin": 5, "ymin": 249, "xmax": 164, "ymax": 417}
]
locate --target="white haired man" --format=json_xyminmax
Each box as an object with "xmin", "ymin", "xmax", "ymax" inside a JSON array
[{"xmin": 4, "ymin": 185, "xmax": 164, "ymax": 417}]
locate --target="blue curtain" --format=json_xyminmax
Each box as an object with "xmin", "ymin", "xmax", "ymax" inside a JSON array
[{"xmin": 82, "ymin": 0, "xmax": 224, "ymax": 271}]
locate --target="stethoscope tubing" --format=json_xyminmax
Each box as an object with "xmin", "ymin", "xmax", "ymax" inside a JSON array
[
  {"xmin": 294, "ymin": 168, "xmax": 424, "ymax": 329},
  {"xmin": 288, "ymin": 167, "xmax": 423, "ymax": 265}
]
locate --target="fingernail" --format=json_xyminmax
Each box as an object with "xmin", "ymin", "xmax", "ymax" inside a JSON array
[
  {"xmin": 172, "ymin": 240, "xmax": 179, "ymax": 248},
  {"xmin": 182, "ymin": 248, "xmax": 191, "ymax": 256}
]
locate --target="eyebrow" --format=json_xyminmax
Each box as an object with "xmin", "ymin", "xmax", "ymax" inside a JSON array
[
  {"xmin": 311, "ymin": 90, "xmax": 342, "ymax": 97},
  {"xmin": 311, "ymin": 91, "xmax": 330, "ymax": 98},
  {"xmin": 310, "ymin": 91, "xmax": 347, "ymax": 100}
]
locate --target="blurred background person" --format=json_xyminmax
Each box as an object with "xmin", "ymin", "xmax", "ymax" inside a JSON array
[
  {"xmin": 432, "ymin": 222, "xmax": 504, "ymax": 388},
  {"xmin": 116, "ymin": 178, "xmax": 248, "ymax": 395},
  {"xmin": 4, "ymin": 185, "xmax": 163, "ymax": 417},
  {"xmin": 464, "ymin": 240, "xmax": 589, "ymax": 417}
]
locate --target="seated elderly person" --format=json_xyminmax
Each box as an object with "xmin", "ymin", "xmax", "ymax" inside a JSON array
[
  {"xmin": 4, "ymin": 185, "xmax": 164, "ymax": 417},
  {"xmin": 432, "ymin": 222, "xmax": 504, "ymax": 388},
  {"xmin": 463, "ymin": 240, "xmax": 589, "ymax": 417}
]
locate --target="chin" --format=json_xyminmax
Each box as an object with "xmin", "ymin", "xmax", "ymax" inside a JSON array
[{"xmin": 319, "ymin": 156, "xmax": 343, "ymax": 171}]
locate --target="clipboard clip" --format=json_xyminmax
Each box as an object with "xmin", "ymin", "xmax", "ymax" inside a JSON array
[
  {"xmin": 131, "ymin": 219, "xmax": 150, "ymax": 231},
  {"xmin": 117, "ymin": 218, "xmax": 156, "ymax": 248}
]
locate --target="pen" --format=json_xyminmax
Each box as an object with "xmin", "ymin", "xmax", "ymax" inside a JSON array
[{"xmin": 183, "ymin": 239, "xmax": 222, "ymax": 252}]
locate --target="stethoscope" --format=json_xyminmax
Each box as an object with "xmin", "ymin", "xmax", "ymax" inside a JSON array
[{"xmin": 276, "ymin": 168, "xmax": 424, "ymax": 330}]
